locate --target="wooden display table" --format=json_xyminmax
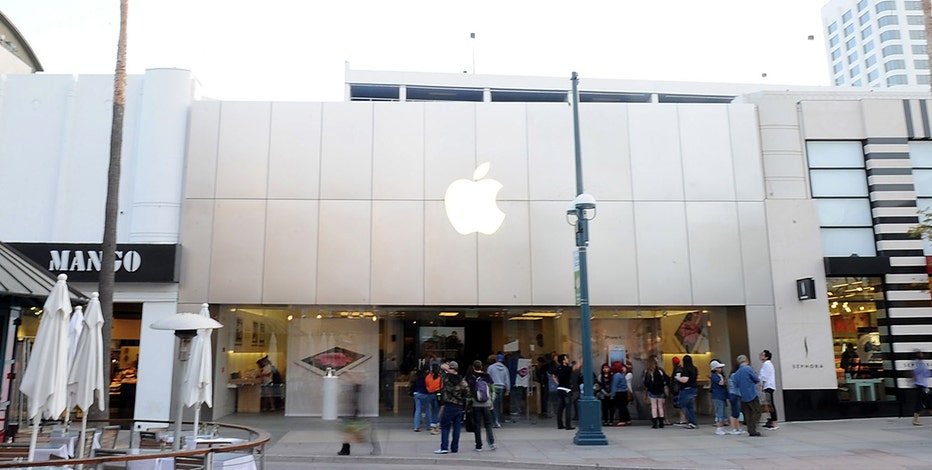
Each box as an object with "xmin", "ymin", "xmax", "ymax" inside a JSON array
[{"xmin": 230, "ymin": 378, "xmax": 263, "ymax": 413}]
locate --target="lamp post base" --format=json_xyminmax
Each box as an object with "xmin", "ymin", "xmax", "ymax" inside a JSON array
[{"xmin": 573, "ymin": 397, "xmax": 608, "ymax": 445}]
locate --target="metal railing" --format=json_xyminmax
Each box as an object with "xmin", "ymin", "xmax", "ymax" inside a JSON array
[{"xmin": 0, "ymin": 419, "xmax": 270, "ymax": 469}]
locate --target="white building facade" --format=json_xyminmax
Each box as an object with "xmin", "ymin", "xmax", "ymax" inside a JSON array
[
  {"xmin": 821, "ymin": 0, "xmax": 931, "ymax": 88},
  {"xmin": 4, "ymin": 68, "xmax": 932, "ymax": 423}
]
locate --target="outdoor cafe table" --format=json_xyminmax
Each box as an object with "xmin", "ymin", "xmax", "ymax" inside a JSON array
[
  {"xmin": 95, "ymin": 448, "xmax": 173, "ymax": 470},
  {"xmin": 49, "ymin": 432, "xmax": 101, "ymax": 457},
  {"xmin": 32, "ymin": 443, "xmax": 69, "ymax": 461}
]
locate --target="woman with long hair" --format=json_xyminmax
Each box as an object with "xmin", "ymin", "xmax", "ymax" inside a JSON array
[{"xmin": 642, "ymin": 355, "xmax": 667, "ymax": 429}]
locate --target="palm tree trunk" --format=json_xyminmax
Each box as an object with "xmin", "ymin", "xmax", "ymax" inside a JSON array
[{"xmin": 94, "ymin": 0, "xmax": 128, "ymax": 421}]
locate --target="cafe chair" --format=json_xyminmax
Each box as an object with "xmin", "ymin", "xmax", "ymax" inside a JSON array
[
  {"xmin": 138, "ymin": 431, "xmax": 162, "ymax": 449},
  {"xmin": 99, "ymin": 425, "xmax": 121, "ymax": 450},
  {"xmin": 78, "ymin": 428, "xmax": 97, "ymax": 458}
]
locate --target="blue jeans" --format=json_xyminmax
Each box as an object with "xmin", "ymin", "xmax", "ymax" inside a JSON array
[
  {"xmin": 428, "ymin": 393, "xmax": 440, "ymax": 426},
  {"xmin": 439, "ymin": 404, "xmax": 464, "ymax": 452},
  {"xmin": 678, "ymin": 387, "xmax": 698, "ymax": 425},
  {"xmin": 413, "ymin": 392, "xmax": 434, "ymax": 429},
  {"xmin": 492, "ymin": 385, "xmax": 505, "ymax": 425},
  {"xmin": 729, "ymin": 395, "xmax": 741, "ymax": 419},
  {"xmin": 712, "ymin": 398, "xmax": 726, "ymax": 424}
]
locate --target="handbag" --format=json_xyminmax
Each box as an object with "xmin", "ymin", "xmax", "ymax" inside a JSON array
[{"xmin": 548, "ymin": 374, "xmax": 558, "ymax": 393}]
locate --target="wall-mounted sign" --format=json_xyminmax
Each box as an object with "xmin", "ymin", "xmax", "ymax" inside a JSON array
[
  {"xmin": 8, "ymin": 242, "xmax": 179, "ymax": 283},
  {"xmin": 796, "ymin": 277, "xmax": 816, "ymax": 300}
]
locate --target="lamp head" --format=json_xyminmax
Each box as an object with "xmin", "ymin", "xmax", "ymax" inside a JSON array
[{"xmin": 574, "ymin": 193, "xmax": 597, "ymax": 220}]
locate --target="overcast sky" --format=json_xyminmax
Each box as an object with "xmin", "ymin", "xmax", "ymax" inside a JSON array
[{"xmin": 0, "ymin": 0, "xmax": 830, "ymax": 101}]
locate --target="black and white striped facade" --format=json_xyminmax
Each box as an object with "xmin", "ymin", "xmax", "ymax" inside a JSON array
[{"xmin": 863, "ymin": 133, "xmax": 932, "ymax": 391}]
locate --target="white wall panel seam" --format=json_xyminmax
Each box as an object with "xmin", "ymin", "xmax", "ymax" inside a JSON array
[
  {"xmin": 369, "ymin": 102, "xmax": 375, "ymax": 304},
  {"xmin": 524, "ymin": 103, "xmax": 535, "ymax": 305},
  {"xmin": 260, "ymin": 102, "xmax": 272, "ymax": 302},
  {"xmin": 314, "ymin": 103, "xmax": 325, "ymax": 305},
  {"xmin": 422, "ymin": 102, "xmax": 428, "ymax": 306},
  {"xmin": 206, "ymin": 102, "xmax": 224, "ymax": 301},
  {"xmin": 676, "ymin": 106, "xmax": 696, "ymax": 304},
  {"xmin": 626, "ymin": 104, "xmax": 640, "ymax": 304},
  {"xmin": 51, "ymin": 78, "xmax": 77, "ymax": 239}
]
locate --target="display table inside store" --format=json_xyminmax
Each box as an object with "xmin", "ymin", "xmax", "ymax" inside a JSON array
[{"xmin": 230, "ymin": 378, "xmax": 263, "ymax": 413}]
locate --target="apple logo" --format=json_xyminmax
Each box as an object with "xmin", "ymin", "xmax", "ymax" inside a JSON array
[{"xmin": 443, "ymin": 162, "xmax": 506, "ymax": 235}]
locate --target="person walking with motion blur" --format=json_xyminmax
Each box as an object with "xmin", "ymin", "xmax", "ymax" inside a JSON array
[
  {"xmin": 425, "ymin": 363, "xmax": 443, "ymax": 434},
  {"xmin": 487, "ymin": 354, "xmax": 510, "ymax": 428},
  {"xmin": 412, "ymin": 365, "xmax": 434, "ymax": 432},
  {"xmin": 913, "ymin": 350, "xmax": 932, "ymax": 425}
]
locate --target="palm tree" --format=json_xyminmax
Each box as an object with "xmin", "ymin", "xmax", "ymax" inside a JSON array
[{"xmin": 95, "ymin": 0, "xmax": 128, "ymax": 420}]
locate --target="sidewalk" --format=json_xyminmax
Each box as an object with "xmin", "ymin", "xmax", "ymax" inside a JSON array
[{"xmin": 221, "ymin": 412, "xmax": 932, "ymax": 469}]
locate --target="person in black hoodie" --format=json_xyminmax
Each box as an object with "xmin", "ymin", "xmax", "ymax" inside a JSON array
[
  {"xmin": 466, "ymin": 360, "xmax": 496, "ymax": 452},
  {"xmin": 434, "ymin": 361, "xmax": 470, "ymax": 454}
]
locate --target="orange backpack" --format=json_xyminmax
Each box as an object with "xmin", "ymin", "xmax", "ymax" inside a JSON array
[{"xmin": 425, "ymin": 373, "xmax": 442, "ymax": 393}]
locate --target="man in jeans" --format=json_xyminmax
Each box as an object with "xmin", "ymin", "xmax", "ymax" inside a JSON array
[
  {"xmin": 553, "ymin": 354, "xmax": 582, "ymax": 430},
  {"xmin": 487, "ymin": 354, "xmax": 510, "ymax": 428}
]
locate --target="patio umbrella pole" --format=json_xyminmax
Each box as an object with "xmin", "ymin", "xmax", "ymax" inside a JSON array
[
  {"xmin": 28, "ymin": 419, "xmax": 38, "ymax": 461},
  {"xmin": 173, "ymin": 389, "xmax": 184, "ymax": 451},
  {"xmin": 193, "ymin": 404, "xmax": 201, "ymax": 445}
]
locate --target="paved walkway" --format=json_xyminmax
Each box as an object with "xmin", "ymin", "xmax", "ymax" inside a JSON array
[{"xmin": 221, "ymin": 412, "xmax": 932, "ymax": 469}]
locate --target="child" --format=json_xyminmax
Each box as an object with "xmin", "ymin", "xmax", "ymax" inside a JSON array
[{"xmin": 709, "ymin": 359, "xmax": 728, "ymax": 435}]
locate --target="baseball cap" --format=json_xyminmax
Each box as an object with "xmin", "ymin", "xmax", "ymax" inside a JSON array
[
  {"xmin": 710, "ymin": 360, "xmax": 726, "ymax": 370},
  {"xmin": 672, "ymin": 356, "xmax": 680, "ymax": 365},
  {"xmin": 496, "ymin": 354, "xmax": 504, "ymax": 362},
  {"xmin": 447, "ymin": 360, "xmax": 459, "ymax": 371}
]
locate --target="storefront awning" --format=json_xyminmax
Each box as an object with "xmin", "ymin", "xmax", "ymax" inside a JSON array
[{"xmin": 0, "ymin": 242, "xmax": 87, "ymax": 303}]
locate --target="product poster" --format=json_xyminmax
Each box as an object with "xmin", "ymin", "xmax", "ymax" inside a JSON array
[{"xmin": 515, "ymin": 358, "xmax": 532, "ymax": 387}]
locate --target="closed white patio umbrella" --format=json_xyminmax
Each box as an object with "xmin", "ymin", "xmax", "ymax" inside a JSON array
[
  {"xmin": 183, "ymin": 303, "xmax": 214, "ymax": 444},
  {"xmin": 19, "ymin": 273, "xmax": 73, "ymax": 461},
  {"xmin": 67, "ymin": 292, "xmax": 105, "ymax": 459}
]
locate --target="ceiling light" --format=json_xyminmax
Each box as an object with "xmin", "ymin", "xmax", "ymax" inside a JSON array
[
  {"xmin": 522, "ymin": 312, "xmax": 557, "ymax": 317},
  {"xmin": 509, "ymin": 316, "xmax": 542, "ymax": 321},
  {"xmin": 439, "ymin": 312, "xmax": 459, "ymax": 317}
]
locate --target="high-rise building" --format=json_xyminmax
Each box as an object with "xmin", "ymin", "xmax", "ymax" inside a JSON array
[{"xmin": 821, "ymin": 0, "xmax": 929, "ymax": 88}]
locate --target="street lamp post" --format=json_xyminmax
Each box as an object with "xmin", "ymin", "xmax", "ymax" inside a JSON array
[{"xmin": 567, "ymin": 72, "xmax": 608, "ymax": 446}]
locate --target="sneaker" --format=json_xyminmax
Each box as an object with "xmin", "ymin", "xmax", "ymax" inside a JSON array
[
  {"xmin": 766, "ymin": 425, "xmax": 779, "ymax": 430},
  {"xmin": 730, "ymin": 429, "xmax": 744, "ymax": 435},
  {"xmin": 434, "ymin": 449, "xmax": 449, "ymax": 454},
  {"xmin": 748, "ymin": 432, "xmax": 762, "ymax": 437},
  {"xmin": 715, "ymin": 427, "xmax": 726, "ymax": 435},
  {"xmin": 673, "ymin": 422, "xmax": 687, "ymax": 427},
  {"xmin": 473, "ymin": 448, "xmax": 482, "ymax": 452},
  {"xmin": 430, "ymin": 427, "xmax": 440, "ymax": 435},
  {"xmin": 489, "ymin": 444, "xmax": 497, "ymax": 451},
  {"xmin": 414, "ymin": 428, "xmax": 420, "ymax": 432},
  {"xmin": 493, "ymin": 423, "xmax": 502, "ymax": 428},
  {"xmin": 565, "ymin": 426, "xmax": 576, "ymax": 430},
  {"xmin": 914, "ymin": 419, "xmax": 923, "ymax": 426},
  {"xmin": 685, "ymin": 423, "xmax": 697, "ymax": 429}
]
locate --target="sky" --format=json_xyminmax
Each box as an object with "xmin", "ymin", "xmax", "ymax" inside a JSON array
[{"xmin": 0, "ymin": 0, "xmax": 830, "ymax": 102}]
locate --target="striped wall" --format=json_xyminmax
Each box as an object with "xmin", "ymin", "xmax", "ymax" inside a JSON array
[{"xmin": 867, "ymin": 108, "xmax": 932, "ymax": 388}]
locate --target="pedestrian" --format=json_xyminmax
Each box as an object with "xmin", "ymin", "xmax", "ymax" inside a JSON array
[
  {"xmin": 411, "ymin": 365, "xmax": 434, "ymax": 432},
  {"xmin": 337, "ymin": 379, "xmax": 381, "ymax": 456},
  {"xmin": 913, "ymin": 349, "xmax": 932, "ymax": 425},
  {"xmin": 598, "ymin": 363, "xmax": 614, "ymax": 425},
  {"xmin": 733, "ymin": 354, "xmax": 763, "ymax": 437},
  {"xmin": 727, "ymin": 364, "xmax": 744, "ymax": 435},
  {"xmin": 674, "ymin": 354, "xmax": 699, "ymax": 429},
  {"xmin": 487, "ymin": 353, "xmax": 510, "ymax": 428},
  {"xmin": 669, "ymin": 356, "xmax": 685, "ymax": 426},
  {"xmin": 434, "ymin": 360, "xmax": 470, "ymax": 454},
  {"xmin": 466, "ymin": 360, "xmax": 497, "ymax": 452},
  {"xmin": 536, "ymin": 356, "xmax": 551, "ymax": 418},
  {"xmin": 425, "ymin": 363, "xmax": 443, "ymax": 434},
  {"xmin": 642, "ymin": 355, "xmax": 667, "ymax": 429},
  {"xmin": 506, "ymin": 352, "xmax": 525, "ymax": 421},
  {"xmin": 552, "ymin": 353, "xmax": 581, "ymax": 430},
  {"xmin": 759, "ymin": 349, "xmax": 779, "ymax": 430},
  {"xmin": 709, "ymin": 359, "xmax": 728, "ymax": 435},
  {"xmin": 610, "ymin": 361, "xmax": 631, "ymax": 426}
]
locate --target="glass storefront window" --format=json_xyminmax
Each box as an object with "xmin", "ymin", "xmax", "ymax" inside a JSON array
[{"xmin": 826, "ymin": 277, "xmax": 890, "ymax": 402}]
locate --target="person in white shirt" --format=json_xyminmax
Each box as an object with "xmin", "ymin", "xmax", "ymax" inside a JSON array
[{"xmin": 758, "ymin": 350, "xmax": 778, "ymax": 430}]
